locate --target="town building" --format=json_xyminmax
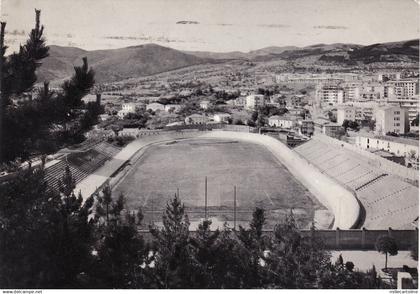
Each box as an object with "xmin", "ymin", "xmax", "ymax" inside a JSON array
[
  {"xmin": 268, "ymin": 115, "xmax": 297, "ymax": 129},
  {"xmin": 234, "ymin": 96, "xmax": 246, "ymax": 108},
  {"xmin": 378, "ymin": 72, "xmax": 401, "ymax": 82},
  {"xmin": 185, "ymin": 114, "xmax": 209, "ymax": 125},
  {"xmin": 322, "ymin": 123, "xmax": 344, "ymax": 139},
  {"xmin": 164, "ymin": 104, "xmax": 182, "ymax": 113},
  {"xmin": 386, "ymin": 79, "xmax": 419, "ymax": 98},
  {"xmin": 342, "ymin": 83, "xmax": 361, "ymax": 102},
  {"xmin": 146, "ymin": 102, "xmax": 165, "ymax": 112},
  {"xmin": 245, "ymin": 94, "xmax": 265, "ymax": 110},
  {"xmin": 313, "ymin": 117, "xmax": 331, "ymax": 134},
  {"xmin": 213, "ymin": 113, "xmax": 231, "ymax": 123},
  {"xmin": 298, "ymin": 120, "xmax": 315, "ymax": 136},
  {"xmin": 375, "ymin": 105, "xmax": 409, "ymax": 136},
  {"xmin": 355, "ymin": 135, "xmax": 419, "ymax": 169},
  {"xmin": 285, "ymin": 95, "xmax": 306, "ymax": 108},
  {"xmin": 200, "ymin": 100, "xmax": 211, "ymax": 110},
  {"xmin": 316, "ymin": 84, "xmax": 344, "ymax": 106},
  {"xmin": 336, "ymin": 102, "xmax": 378, "ymax": 125},
  {"xmin": 117, "ymin": 103, "xmax": 137, "ymax": 119},
  {"xmin": 386, "ymin": 98, "xmax": 419, "ymax": 123}
]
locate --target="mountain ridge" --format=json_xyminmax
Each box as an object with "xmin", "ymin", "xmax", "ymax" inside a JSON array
[{"xmin": 36, "ymin": 39, "xmax": 419, "ymax": 84}]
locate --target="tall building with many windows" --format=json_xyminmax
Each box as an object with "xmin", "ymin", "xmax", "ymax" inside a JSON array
[
  {"xmin": 316, "ymin": 84, "xmax": 344, "ymax": 106},
  {"xmin": 375, "ymin": 105, "xmax": 409, "ymax": 135}
]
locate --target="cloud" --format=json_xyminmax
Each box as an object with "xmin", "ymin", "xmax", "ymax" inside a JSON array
[
  {"xmin": 258, "ymin": 24, "xmax": 290, "ymax": 28},
  {"xmin": 313, "ymin": 25, "xmax": 348, "ymax": 30},
  {"xmin": 5, "ymin": 29, "xmax": 26, "ymax": 36},
  {"xmin": 103, "ymin": 35, "xmax": 188, "ymax": 44},
  {"xmin": 176, "ymin": 20, "xmax": 199, "ymax": 25}
]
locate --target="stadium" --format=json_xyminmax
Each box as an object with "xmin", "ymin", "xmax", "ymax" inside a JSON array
[{"xmin": 41, "ymin": 126, "xmax": 420, "ymax": 232}]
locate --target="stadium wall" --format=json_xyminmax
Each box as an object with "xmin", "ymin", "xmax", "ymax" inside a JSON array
[{"xmin": 202, "ymin": 131, "xmax": 361, "ymax": 230}]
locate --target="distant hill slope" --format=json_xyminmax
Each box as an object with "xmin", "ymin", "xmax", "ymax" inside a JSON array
[
  {"xmin": 37, "ymin": 40, "xmax": 419, "ymax": 84},
  {"xmin": 37, "ymin": 44, "xmax": 211, "ymax": 83},
  {"xmin": 184, "ymin": 46, "xmax": 299, "ymax": 60}
]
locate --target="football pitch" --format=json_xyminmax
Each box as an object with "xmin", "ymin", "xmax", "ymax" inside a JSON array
[{"xmin": 113, "ymin": 138, "xmax": 325, "ymax": 229}]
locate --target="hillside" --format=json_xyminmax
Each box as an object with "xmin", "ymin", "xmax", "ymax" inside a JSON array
[
  {"xmin": 37, "ymin": 44, "xmax": 211, "ymax": 83},
  {"xmin": 37, "ymin": 40, "xmax": 419, "ymax": 84},
  {"xmin": 184, "ymin": 46, "xmax": 298, "ymax": 60}
]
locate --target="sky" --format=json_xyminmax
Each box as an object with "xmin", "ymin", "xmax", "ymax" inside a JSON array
[{"xmin": 1, "ymin": 0, "xmax": 419, "ymax": 53}]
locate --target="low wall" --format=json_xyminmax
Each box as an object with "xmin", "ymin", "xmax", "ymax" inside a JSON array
[
  {"xmin": 202, "ymin": 131, "xmax": 361, "ymax": 230},
  {"xmin": 316, "ymin": 134, "xmax": 418, "ymax": 182},
  {"xmin": 301, "ymin": 228, "xmax": 418, "ymax": 250},
  {"xmin": 137, "ymin": 229, "xmax": 418, "ymax": 251}
]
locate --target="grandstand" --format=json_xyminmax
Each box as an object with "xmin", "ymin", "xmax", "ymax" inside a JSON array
[
  {"xmin": 294, "ymin": 136, "xmax": 419, "ymax": 229},
  {"xmin": 44, "ymin": 141, "xmax": 121, "ymax": 192}
]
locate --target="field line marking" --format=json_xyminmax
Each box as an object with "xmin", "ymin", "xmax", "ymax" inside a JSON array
[
  {"xmin": 263, "ymin": 190, "xmax": 274, "ymax": 206},
  {"xmin": 143, "ymin": 192, "xmax": 151, "ymax": 207}
]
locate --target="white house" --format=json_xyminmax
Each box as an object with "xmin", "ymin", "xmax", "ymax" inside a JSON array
[
  {"xmin": 185, "ymin": 114, "xmax": 209, "ymax": 125},
  {"xmin": 146, "ymin": 102, "xmax": 165, "ymax": 112},
  {"xmin": 164, "ymin": 104, "xmax": 182, "ymax": 113},
  {"xmin": 268, "ymin": 115, "xmax": 296, "ymax": 128},
  {"xmin": 200, "ymin": 100, "xmax": 211, "ymax": 110},
  {"xmin": 117, "ymin": 103, "xmax": 137, "ymax": 119},
  {"xmin": 213, "ymin": 113, "xmax": 231, "ymax": 123}
]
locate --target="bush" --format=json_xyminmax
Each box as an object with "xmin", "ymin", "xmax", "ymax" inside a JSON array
[{"xmin": 115, "ymin": 135, "xmax": 135, "ymax": 147}]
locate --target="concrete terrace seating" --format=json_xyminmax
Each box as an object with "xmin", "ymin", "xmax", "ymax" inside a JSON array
[
  {"xmin": 44, "ymin": 160, "xmax": 88, "ymax": 191},
  {"xmin": 294, "ymin": 138, "xmax": 419, "ymax": 229},
  {"xmin": 93, "ymin": 142, "xmax": 121, "ymax": 158},
  {"xmin": 67, "ymin": 150, "xmax": 111, "ymax": 174},
  {"xmin": 361, "ymin": 177, "xmax": 418, "ymax": 229},
  {"xmin": 345, "ymin": 171, "xmax": 385, "ymax": 191}
]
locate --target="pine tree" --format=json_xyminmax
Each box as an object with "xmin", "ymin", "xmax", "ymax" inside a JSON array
[
  {"xmin": 149, "ymin": 194, "xmax": 195, "ymax": 288},
  {"xmin": 2, "ymin": 9, "xmax": 49, "ymax": 99},
  {"xmin": 93, "ymin": 186, "xmax": 149, "ymax": 288},
  {"xmin": 62, "ymin": 57, "xmax": 95, "ymax": 109}
]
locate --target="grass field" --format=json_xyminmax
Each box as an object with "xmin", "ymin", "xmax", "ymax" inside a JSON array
[{"xmin": 113, "ymin": 138, "xmax": 326, "ymax": 229}]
